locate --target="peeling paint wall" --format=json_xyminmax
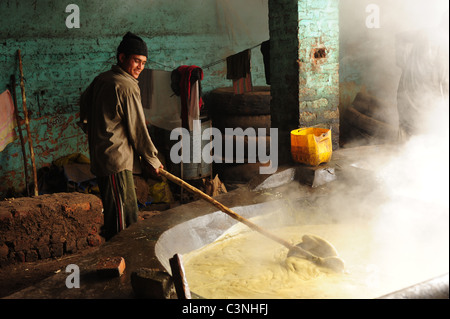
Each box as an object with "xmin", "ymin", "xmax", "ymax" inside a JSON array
[{"xmin": 0, "ymin": 0, "xmax": 268, "ymax": 197}]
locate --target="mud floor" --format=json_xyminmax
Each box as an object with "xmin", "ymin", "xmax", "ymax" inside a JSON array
[
  {"xmin": 0, "ymin": 207, "xmax": 167, "ymax": 298},
  {"xmin": 0, "ymin": 246, "xmax": 99, "ymax": 298}
]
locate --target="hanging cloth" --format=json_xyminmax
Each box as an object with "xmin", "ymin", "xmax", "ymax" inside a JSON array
[
  {"xmin": 260, "ymin": 40, "xmax": 271, "ymax": 85},
  {"xmin": 226, "ymin": 49, "xmax": 251, "ymax": 80},
  {"xmin": 0, "ymin": 89, "xmax": 17, "ymax": 152},
  {"xmin": 139, "ymin": 69, "xmax": 182, "ymax": 130},
  {"xmin": 172, "ymin": 65, "xmax": 204, "ymax": 131}
]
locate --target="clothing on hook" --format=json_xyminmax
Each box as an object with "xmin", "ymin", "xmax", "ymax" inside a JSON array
[{"xmin": 172, "ymin": 65, "xmax": 204, "ymax": 131}]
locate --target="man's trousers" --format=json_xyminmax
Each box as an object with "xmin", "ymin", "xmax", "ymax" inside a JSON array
[{"xmin": 97, "ymin": 170, "xmax": 138, "ymax": 241}]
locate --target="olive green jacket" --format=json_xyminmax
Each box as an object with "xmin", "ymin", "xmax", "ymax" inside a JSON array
[{"xmin": 80, "ymin": 65, "xmax": 161, "ymax": 177}]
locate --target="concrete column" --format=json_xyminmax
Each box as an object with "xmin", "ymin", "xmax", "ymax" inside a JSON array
[{"xmin": 269, "ymin": 0, "xmax": 340, "ymax": 164}]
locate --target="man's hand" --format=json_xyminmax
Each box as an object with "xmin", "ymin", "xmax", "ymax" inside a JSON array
[
  {"xmin": 142, "ymin": 161, "xmax": 164, "ymax": 180},
  {"xmin": 154, "ymin": 164, "xmax": 164, "ymax": 176}
]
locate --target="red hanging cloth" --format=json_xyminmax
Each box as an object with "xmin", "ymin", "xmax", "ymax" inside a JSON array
[{"xmin": 175, "ymin": 65, "xmax": 204, "ymax": 129}]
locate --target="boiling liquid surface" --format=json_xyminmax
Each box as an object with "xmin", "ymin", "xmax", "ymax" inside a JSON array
[{"xmin": 184, "ymin": 219, "xmax": 447, "ymax": 299}]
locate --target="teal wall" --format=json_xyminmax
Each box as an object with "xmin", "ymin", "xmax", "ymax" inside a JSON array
[{"xmin": 0, "ymin": 0, "xmax": 267, "ymax": 197}]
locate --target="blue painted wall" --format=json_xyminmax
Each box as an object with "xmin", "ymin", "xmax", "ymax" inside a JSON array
[{"xmin": 0, "ymin": 0, "xmax": 268, "ymax": 196}]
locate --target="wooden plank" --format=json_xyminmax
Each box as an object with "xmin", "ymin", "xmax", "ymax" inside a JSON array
[{"xmin": 169, "ymin": 254, "xmax": 191, "ymax": 299}]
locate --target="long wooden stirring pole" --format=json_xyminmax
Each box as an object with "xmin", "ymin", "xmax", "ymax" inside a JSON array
[
  {"xmin": 17, "ymin": 49, "xmax": 38, "ymax": 197},
  {"xmin": 159, "ymin": 168, "xmax": 346, "ymax": 272}
]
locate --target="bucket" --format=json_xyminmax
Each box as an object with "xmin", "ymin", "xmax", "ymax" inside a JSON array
[{"xmin": 291, "ymin": 127, "xmax": 332, "ymax": 166}]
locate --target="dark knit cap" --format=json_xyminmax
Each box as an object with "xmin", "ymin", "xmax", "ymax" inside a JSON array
[{"xmin": 117, "ymin": 32, "xmax": 148, "ymax": 58}]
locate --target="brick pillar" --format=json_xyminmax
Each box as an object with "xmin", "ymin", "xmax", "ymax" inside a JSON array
[{"xmin": 269, "ymin": 0, "xmax": 340, "ymax": 163}]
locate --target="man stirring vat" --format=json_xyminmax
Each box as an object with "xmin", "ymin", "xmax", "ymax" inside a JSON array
[{"xmin": 79, "ymin": 32, "xmax": 163, "ymax": 240}]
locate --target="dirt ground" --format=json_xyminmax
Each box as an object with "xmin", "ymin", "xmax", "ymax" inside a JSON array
[
  {"xmin": 0, "ymin": 208, "xmax": 167, "ymax": 299},
  {"xmin": 0, "ymin": 180, "xmax": 236, "ymax": 299},
  {"xmin": 0, "ymin": 246, "xmax": 100, "ymax": 298}
]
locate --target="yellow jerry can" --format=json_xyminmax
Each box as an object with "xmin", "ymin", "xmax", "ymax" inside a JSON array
[{"xmin": 291, "ymin": 127, "xmax": 332, "ymax": 166}]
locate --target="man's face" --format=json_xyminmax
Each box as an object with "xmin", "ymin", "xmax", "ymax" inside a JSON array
[{"xmin": 119, "ymin": 54, "xmax": 147, "ymax": 79}]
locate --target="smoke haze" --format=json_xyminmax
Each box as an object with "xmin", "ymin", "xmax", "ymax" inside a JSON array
[{"xmin": 337, "ymin": 0, "xmax": 449, "ymax": 286}]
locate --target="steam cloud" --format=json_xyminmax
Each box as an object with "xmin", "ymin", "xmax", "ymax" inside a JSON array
[{"xmin": 337, "ymin": 0, "xmax": 449, "ymax": 285}]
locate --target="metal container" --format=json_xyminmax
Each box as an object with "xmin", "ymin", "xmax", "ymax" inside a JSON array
[
  {"xmin": 168, "ymin": 117, "xmax": 212, "ymax": 180},
  {"xmin": 291, "ymin": 127, "xmax": 332, "ymax": 166}
]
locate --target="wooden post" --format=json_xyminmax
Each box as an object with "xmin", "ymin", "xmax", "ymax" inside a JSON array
[
  {"xmin": 17, "ymin": 49, "xmax": 38, "ymax": 197},
  {"xmin": 9, "ymin": 75, "xmax": 30, "ymax": 197},
  {"xmin": 169, "ymin": 254, "xmax": 191, "ymax": 299}
]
